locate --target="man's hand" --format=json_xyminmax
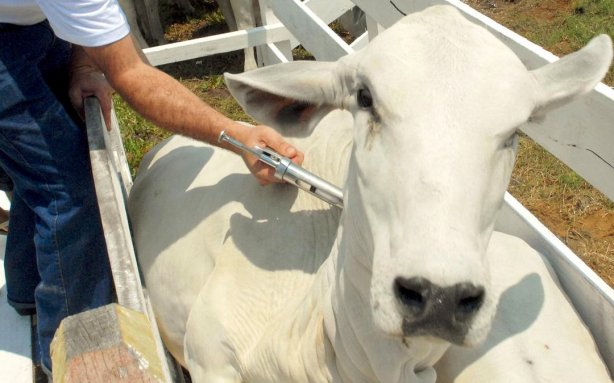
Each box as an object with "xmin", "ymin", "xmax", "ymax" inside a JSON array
[
  {"xmin": 69, "ymin": 64, "xmax": 115, "ymax": 130},
  {"xmin": 69, "ymin": 45, "xmax": 115, "ymax": 130},
  {"xmin": 232, "ymin": 125, "xmax": 304, "ymax": 185}
]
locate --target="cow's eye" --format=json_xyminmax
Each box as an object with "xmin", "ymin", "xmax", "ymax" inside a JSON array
[{"xmin": 357, "ymin": 88, "xmax": 373, "ymax": 109}]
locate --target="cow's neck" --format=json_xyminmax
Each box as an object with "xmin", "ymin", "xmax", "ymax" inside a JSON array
[{"xmin": 320, "ymin": 182, "xmax": 450, "ymax": 383}]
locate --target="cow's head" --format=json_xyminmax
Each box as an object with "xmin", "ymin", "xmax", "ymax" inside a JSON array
[{"xmin": 225, "ymin": 4, "xmax": 611, "ymax": 352}]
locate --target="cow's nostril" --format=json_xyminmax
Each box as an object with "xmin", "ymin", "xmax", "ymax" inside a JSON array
[
  {"xmin": 456, "ymin": 284, "xmax": 485, "ymax": 318},
  {"xmin": 394, "ymin": 277, "xmax": 431, "ymax": 315},
  {"xmin": 398, "ymin": 287, "xmax": 424, "ymax": 308}
]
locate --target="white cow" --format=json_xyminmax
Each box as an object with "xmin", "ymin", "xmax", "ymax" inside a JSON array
[{"xmin": 128, "ymin": 6, "xmax": 613, "ymax": 382}]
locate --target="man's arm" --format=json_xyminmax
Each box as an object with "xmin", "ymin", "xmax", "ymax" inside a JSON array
[{"xmin": 81, "ymin": 34, "xmax": 303, "ymax": 184}]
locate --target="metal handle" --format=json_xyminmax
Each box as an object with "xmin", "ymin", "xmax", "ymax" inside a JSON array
[{"xmin": 218, "ymin": 131, "xmax": 344, "ymax": 208}]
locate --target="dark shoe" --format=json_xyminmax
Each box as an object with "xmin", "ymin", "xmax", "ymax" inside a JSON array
[{"xmin": 7, "ymin": 298, "xmax": 36, "ymax": 316}]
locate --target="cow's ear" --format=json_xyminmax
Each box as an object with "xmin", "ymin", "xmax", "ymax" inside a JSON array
[
  {"xmin": 224, "ymin": 60, "xmax": 349, "ymax": 136},
  {"xmin": 531, "ymin": 34, "xmax": 612, "ymax": 119}
]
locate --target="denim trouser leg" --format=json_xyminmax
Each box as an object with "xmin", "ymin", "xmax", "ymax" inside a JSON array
[
  {"xmin": 0, "ymin": 22, "xmax": 115, "ymax": 371},
  {"xmin": 4, "ymin": 192, "xmax": 38, "ymax": 306}
]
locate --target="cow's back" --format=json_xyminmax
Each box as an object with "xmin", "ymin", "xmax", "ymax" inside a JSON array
[{"xmin": 128, "ymin": 110, "xmax": 352, "ymax": 363}]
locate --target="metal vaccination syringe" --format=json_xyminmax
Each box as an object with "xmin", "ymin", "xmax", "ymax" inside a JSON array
[{"xmin": 218, "ymin": 131, "xmax": 344, "ymax": 208}]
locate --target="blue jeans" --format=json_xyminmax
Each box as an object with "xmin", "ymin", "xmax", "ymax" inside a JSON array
[{"xmin": 0, "ymin": 21, "xmax": 115, "ymax": 372}]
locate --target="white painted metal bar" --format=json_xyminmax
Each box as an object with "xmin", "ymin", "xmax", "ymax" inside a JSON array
[
  {"xmin": 352, "ymin": 0, "xmax": 614, "ymax": 202},
  {"xmin": 271, "ymin": 0, "xmax": 353, "ymax": 61}
]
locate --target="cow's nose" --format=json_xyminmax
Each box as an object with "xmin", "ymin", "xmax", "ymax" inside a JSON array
[
  {"xmin": 393, "ymin": 276, "xmax": 432, "ymax": 316},
  {"xmin": 393, "ymin": 277, "xmax": 485, "ymax": 343}
]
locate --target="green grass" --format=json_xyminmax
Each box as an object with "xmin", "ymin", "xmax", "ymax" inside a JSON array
[
  {"xmin": 469, "ymin": 0, "xmax": 614, "ymax": 84},
  {"xmin": 114, "ymin": 95, "xmax": 170, "ymax": 177},
  {"xmin": 565, "ymin": 1, "xmax": 614, "ymax": 83}
]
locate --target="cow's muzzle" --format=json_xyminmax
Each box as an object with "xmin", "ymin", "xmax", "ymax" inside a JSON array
[{"xmin": 394, "ymin": 276, "xmax": 485, "ymax": 344}]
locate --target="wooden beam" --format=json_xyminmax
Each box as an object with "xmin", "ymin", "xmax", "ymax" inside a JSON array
[
  {"xmin": 144, "ymin": 24, "xmax": 292, "ymax": 67},
  {"xmin": 85, "ymin": 98, "xmax": 144, "ymax": 312},
  {"xmin": 144, "ymin": 0, "xmax": 356, "ymax": 67},
  {"xmin": 271, "ymin": 0, "xmax": 353, "ymax": 61},
  {"xmin": 350, "ymin": 32, "xmax": 368, "ymax": 50},
  {"xmin": 260, "ymin": 0, "xmax": 356, "ymax": 49},
  {"xmin": 365, "ymin": 14, "xmax": 384, "ymax": 41},
  {"xmin": 51, "ymin": 304, "xmax": 165, "ymax": 383},
  {"xmin": 304, "ymin": 0, "xmax": 355, "ymax": 26},
  {"xmin": 257, "ymin": 0, "xmax": 294, "ymax": 66},
  {"xmin": 83, "ymin": 97, "xmax": 176, "ymax": 382},
  {"xmin": 259, "ymin": 42, "xmax": 292, "ymax": 65}
]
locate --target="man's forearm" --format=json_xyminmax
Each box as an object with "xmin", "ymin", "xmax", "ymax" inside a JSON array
[
  {"xmin": 84, "ymin": 34, "xmax": 245, "ymax": 154},
  {"xmin": 119, "ymin": 64, "xmax": 233, "ymax": 142},
  {"xmin": 83, "ymin": 33, "xmax": 303, "ymax": 184}
]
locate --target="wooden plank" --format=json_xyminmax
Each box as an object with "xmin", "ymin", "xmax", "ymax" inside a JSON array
[
  {"xmin": 85, "ymin": 98, "xmax": 145, "ymax": 312},
  {"xmin": 353, "ymin": 0, "xmax": 614, "ymax": 201},
  {"xmin": 144, "ymin": 24, "xmax": 292, "ymax": 67},
  {"xmin": 350, "ymin": 31, "xmax": 368, "ymax": 50},
  {"xmin": 105, "ymin": 110, "xmax": 134, "ymax": 199},
  {"xmin": 350, "ymin": 0, "xmax": 411, "ymax": 28},
  {"xmin": 84, "ymin": 97, "xmax": 175, "ymax": 382},
  {"xmin": 0, "ymin": 232, "xmax": 33, "ymax": 383},
  {"xmin": 271, "ymin": 0, "xmax": 353, "ymax": 61},
  {"xmin": 143, "ymin": 0, "xmax": 355, "ymax": 68},
  {"xmin": 365, "ymin": 14, "xmax": 384, "ymax": 41},
  {"xmin": 51, "ymin": 304, "xmax": 165, "ymax": 383},
  {"xmin": 496, "ymin": 193, "xmax": 614, "ymax": 373},
  {"xmin": 304, "ymin": 0, "xmax": 355, "ymax": 25},
  {"xmin": 440, "ymin": 0, "xmax": 614, "ymax": 203},
  {"xmin": 259, "ymin": 42, "xmax": 291, "ymax": 65},
  {"xmin": 257, "ymin": 0, "xmax": 293, "ymax": 66},
  {"xmin": 268, "ymin": 0, "xmax": 356, "ymax": 48}
]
